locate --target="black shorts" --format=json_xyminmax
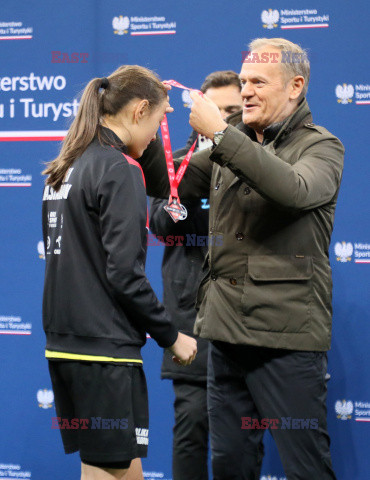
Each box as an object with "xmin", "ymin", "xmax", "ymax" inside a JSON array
[{"xmin": 48, "ymin": 360, "xmax": 149, "ymax": 466}]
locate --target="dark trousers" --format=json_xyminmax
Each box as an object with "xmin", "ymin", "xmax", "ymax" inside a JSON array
[
  {"xmin": 172, "ymin": 380, "xmax": 209, "ymax": 480},
  {"xmin": 208, "ymin": 341, "xmax": 337, "ymax": 480}
]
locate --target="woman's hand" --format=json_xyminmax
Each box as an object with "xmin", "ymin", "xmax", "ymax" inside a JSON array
[{"xmin": 168, "ymin": 332, "xmax": 197, "ymax": 366}]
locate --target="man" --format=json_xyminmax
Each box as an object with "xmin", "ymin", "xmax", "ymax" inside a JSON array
[
  {"xmin": 141, "ymin": 38, "xmax": 344, "ymax": 479},
  {"xmin": 149, "ymin": 71, "xmax": 244, "ymax": 480}
]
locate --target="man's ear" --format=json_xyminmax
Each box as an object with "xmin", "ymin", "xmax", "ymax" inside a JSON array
[
  {"xmin": 133, "ymin": 99, "xmax": 150, "ymax": 123},
  {"xmin": 289, "ymin": 75, "xmax": 305, "ymax": 100}
]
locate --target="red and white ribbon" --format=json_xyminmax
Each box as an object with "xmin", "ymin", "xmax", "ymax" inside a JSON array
[{"xmin": 160, "ymin": 80, "xmax": 203, "ymax": 221}]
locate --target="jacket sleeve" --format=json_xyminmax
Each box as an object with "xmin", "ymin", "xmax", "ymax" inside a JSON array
[
  {"xmin": 97, "ymin": 161, "xmax": 178, "ymax": 348},
  {"xmin": 210, "ymin": 124, "xmax": 344, "ymax": 210},
  {"xmin": 139, "ymin": 135, "xmax": 213, "ymax": 199}
]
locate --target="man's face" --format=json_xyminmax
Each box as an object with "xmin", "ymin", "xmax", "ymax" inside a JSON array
[
  {"xmin": 205, "ymin": 85, "xmax": 243, "ymax": 120},
  {"xmin": 239, "ymin": 47, "xmax": 295, "ymax": 133}
]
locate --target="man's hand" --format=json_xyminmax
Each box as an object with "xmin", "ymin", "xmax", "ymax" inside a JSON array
[
  {"xmin": 163, "ymin": 82, "xmax": 174, "ymax": 114},
  {"xmin": 168, "ymin": 332, "xmax": 197, "ymax": 366},
  {"xmin": 189, "ymin": 91, "xmax": 228, "ymax": 140}
]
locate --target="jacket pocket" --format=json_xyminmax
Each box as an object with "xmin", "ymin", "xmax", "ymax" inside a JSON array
[{"xmin": 241, "ymin": 255, "xmax": 313, "ymax": 333}]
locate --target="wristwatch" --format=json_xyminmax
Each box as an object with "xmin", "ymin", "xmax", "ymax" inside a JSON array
[{"xmin": 213, "ymin": 127, "xmax": 228, "ymax": 147}]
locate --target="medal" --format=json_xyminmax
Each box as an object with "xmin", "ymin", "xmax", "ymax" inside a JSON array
[
  {"xmin": 163, "ymin": 196, "xmax": 188, "ymax": 223},
  {"xmin": 160, "ymin": 80, "xmax": 203, "ymax": 222}
]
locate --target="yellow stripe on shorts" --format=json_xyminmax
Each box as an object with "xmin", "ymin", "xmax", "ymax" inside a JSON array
[{"xmin": 45, "ymin": 349, "xmax": 143, "ymax": 364}]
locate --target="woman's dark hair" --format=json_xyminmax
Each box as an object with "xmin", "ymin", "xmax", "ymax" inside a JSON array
[{"xmin": 43, "ymin": 65, "xmax": 167, "ymax": 190}]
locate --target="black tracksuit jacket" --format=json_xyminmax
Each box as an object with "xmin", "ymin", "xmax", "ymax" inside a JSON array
[
  {"xmin": 149, "ymin": 132, "xmax": 209, "ymax": 382},
  {"xmin": 42, "ymin": 127, "xmax": 178, "ymax": 365}
]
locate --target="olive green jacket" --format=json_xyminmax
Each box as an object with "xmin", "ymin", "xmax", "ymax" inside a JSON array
[{"xmin": 140, "ymin": 99, "xmax": 344, "ymax": 351}]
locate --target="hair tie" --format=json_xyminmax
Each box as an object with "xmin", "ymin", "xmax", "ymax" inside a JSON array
[{"xmin": 100, "ymin": 77, "xmax": 109, "ymax": 89}]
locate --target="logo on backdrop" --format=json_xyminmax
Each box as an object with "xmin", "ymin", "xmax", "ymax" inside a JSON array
[
  {"xmin": 0, "ymin": 316, "xmax": 32, "ymax": 335},
  {"xmin": 334, "ymin": 242, "xmax": 353, "ymax": 262},
  {"xmin": 112, "ymin": 16, "xmax": 130, "ymax": 35},
  {"xmin": 112, "ymin": 15, "xmax": 176, "ymax": 36},
  {"xmin": 335, "ymin": 83, "xmax": 370, "ymax": 105},
  {"xmin": 37, "ymin": 241, "xmax": 45, "ymax": 260},
  {"xmin": 335, "ymin": 84, "xmax": 354, "ymax": 104},
  {"xmin": 0, "ymin": 465, "xmax": 31, "ymax": 479},
  {"xmin": 261, "ymin": 8, "xmax": 330, "ymax": 29},
  {"xmin": 182, "ymin": 89, "xmax": 193, "ymax": 108},
  {"xmin": 335, "ymin": 399, "xmax": 370, "ymax": 423},
  {"xmin": 261, "ymin": 9, "xmax": 279, "ymax": 29},
  {"xmin": 0, "ymin": 20, "xmax": 33, "ymax": 40},
  {"xmin": 0, "ymin": 168, "xmax": 32, "ymax": 187},
  {"xmin": 334, "ymin": 241, "xmax": 370, "ymax": 264},
  {"xmin": 335, "ymin": 400, "xmax": 353, "ymax": 420},
  {"xmin": 37, "ymin": 389, "xmax": 54, "ymax": 409}
]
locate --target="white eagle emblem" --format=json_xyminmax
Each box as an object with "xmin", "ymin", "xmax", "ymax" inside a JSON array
[
  {"xmin": 37, "ymin": 241, "xmax": 45, "ymax": 259},
  {"xmin": 182, "ymin": 89, "xmax": 193, "ymax": 109},
  {"xmin": 335, "ymin": 84, "xmax": 354, "ymax": 104},
  {"xmin": 335, "ymin": 399, "xmax": 353, "ymax": 420},
  {"xmin": 112, "ymin": 15, "xmax": 130, "ymax": 35},
  {"xmin": 334, "ymin": 241, "xmax": 353, "ymax": 262},
  {"xmin": 37, "ymin": 389, "xmax": 54, "ymax": 409},
  {"xmin": 261, "ymin": 9, "xmax": 279, "ymax": 29}
]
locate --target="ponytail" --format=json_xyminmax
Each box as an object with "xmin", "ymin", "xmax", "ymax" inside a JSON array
[
  {"xmin": 43, "ymin": 66, "xmax": 167, "ymax": 191},
  {"xmin": 43, "ymin": 77, "xmax": 103, "ymax": 190}
]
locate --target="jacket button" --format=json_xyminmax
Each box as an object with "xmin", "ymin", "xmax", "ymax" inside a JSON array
[
  {"xmin": 229, "ymin": 278, "xmax": 237, "ymax": 285},
  {"xmin": 235, "ymin": 232, "xmax": 244, "ymax": 241},
  {"xmin": 214, "ymin": 183, "xmax": 221, "ymax": 190},
  {"xmin": 211, "ymin": 274, "xmax": 217, "ymax": 281},
  {"xmin": 244, "ymin": 186, "xmax": 251, "ymax": 195}
]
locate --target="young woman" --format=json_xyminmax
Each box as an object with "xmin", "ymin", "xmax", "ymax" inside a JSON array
[{"xmin": 42, "ymin": 65, "xmax": 197, "ymax": 480}]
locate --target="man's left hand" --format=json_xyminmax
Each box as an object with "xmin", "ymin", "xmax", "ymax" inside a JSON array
[{"xmin": 189, "ymin": 91, "xmax": 228, "ymax": 140}]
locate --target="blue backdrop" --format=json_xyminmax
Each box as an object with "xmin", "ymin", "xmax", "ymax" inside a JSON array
[{"xmin": 1, "ymin": 1, "xmax": 369, "ymax": 479}]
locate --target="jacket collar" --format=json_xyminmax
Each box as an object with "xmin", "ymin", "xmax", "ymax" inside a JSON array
[
  {"xmin": 261, "ymin": 120, "xmax": 285, "ymax": 145},
  {"xmin": 231, "ymin": 98, "xmax": 313, "ymax": 149},
  {"xmin": 98, "ymin": 126, "xmax": 128, "ymax": 154},
  {"xmin": 272, "ymin": 98, "xmax": 312, "ymax": 148}
]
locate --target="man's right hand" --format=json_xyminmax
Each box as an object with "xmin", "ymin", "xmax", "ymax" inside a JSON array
[{"xmin": 168, "ymin": 332, "xmax": 197, "ymax": 366}]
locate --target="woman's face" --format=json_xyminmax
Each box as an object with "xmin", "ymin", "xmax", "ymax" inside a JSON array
[{"xmin": 128, "ymin": 99, "xmax": 168, "ymax": 159}]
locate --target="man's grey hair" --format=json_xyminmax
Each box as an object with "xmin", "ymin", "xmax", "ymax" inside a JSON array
[{"xmin": 249, "ymin": 38, "xmax": 310, "ymax": 101}]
